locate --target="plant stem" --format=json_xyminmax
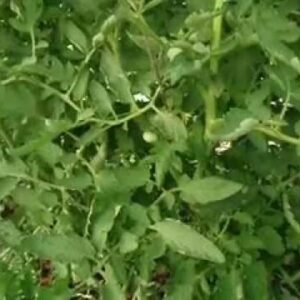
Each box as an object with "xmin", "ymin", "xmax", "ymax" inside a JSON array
[
  {"xmin": 255, "ymin": 125, "xmax": 300, "ymax": 146},
  {"xmin": 5, "ymin": 172, "xmax": 65, "ymax": 191},
  {"xmin": 199, "ymin": 85, "xmax": 216, "ymax": 139},
  {"xmin": 84, "ymin": 197, "xmax": 96, "ymax": 237},
  {"xmin": 2, "ymin": 76, "xmax": 81, "ymax": 112},
  {"xmin": 211, "ymin": 0, "xmax": 224, "ymax": 74},
  {"xmin": 279, "ymin": 90, "xmax": 291, "ymax": 121}
]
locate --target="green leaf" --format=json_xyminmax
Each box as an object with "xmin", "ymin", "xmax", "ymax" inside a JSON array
[
  {"xmin": 243, "ymin": 262, "xmax": 269, "ymax": 300},
  {"xmin": 57, "ymin": 171, "xmax": 92, "ymax": 190},
  {"xmin": 166, "ymin": 260, "xmax": 195, "ymax": 300},
  {"xmin": 151, "ymin": 112, "xmax": 187, "ymax": 145},
  {"xmin": 210, "ymin": 109, "xmax": 259, "ymax": 141},
  {"xmin": 151, "ymin": 219, "xmax": 225, "ymax": 263},
  {"xmin": 119, "ymin": 231, "xmax": 138, "ymax": 254},
  {"xmin": 89, "ymin": 80, "xmax": 116, "ymax": 117},
  {"xmin": 96, "ymin": 164, "xmax": 150, "ymax": 194},
  {"xmin": 71, "ymin": 68, "xmax": 89, "ymax": 101},
  {"xmin": 21, "ymin": 234, "xmax": 95, "ymax": 262},
  {"xmin": 257, "ymin": 226, "xmax": 285, "ymax": 256},
  {"xmin": 152, "ymin": 142, "xmax": 174, "ymax": 187},
  {"xmin": 0, "ymin": 159, "xmax": 27, "ymax": 178},
  {"xmin": 9, "ymin": 0, "xmax": 43, "ymax": 32},
  {"xmin": 63, "ymin": 20, "xmax": 89, "ymax": 53},
  {"xmin": 246, "ymin": 83, "xmax": 271, "ymax": 120},
  {"xmin": 213, "ymin": 270, "xmax": 239, "ymax": 300},
  {"xmin": 0, "ymin": 84, "xmax": 36, "ymax": 119},
  {"xmin": 179, "ymin": 177, "xmax": 243, "ymax": 204},
  {"xmin": 101, "ymin": 47, "xmax": 134, "ymax": 105},
  {"xmin": 0, "ymin": 221, "xmax": 22, "ymax": 247},
  {"xmin": 102, "ymin": 264, "xmax": 125, "ymax": 300},
  {"xmin": 36, "ymin": 142, "xmax": 63, "ymax": 166},
  {"xmin": 0, "ymin": 177, "xmax": 18, "ymax": 200}
]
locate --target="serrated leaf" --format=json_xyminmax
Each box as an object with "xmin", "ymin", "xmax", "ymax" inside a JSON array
[
  {"xmin": 21, "ymin": 234, "xmax": 95, "ymax": 262},
  {"xmin": 151, "ymin": 219, "xmax": 225, "ymax": 263},
  {"xmin": 179, "ymin": 177, "xmax": 243, "ymax": 204}
]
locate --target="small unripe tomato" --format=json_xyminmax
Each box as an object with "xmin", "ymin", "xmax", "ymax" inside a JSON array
[{"xmin": 143, "ymin": 131, "xmax": 157, "ymax": 143}]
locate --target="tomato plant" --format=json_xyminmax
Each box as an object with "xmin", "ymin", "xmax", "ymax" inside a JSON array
[{"xmin": 1, "ymin": 0, "xmax": 300, "ymax": 299}]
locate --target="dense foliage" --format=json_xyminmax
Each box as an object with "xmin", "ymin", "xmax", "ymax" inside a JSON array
[{"xmin": 1, "ymin": 0, "xmax": 300, "ymax": 299}]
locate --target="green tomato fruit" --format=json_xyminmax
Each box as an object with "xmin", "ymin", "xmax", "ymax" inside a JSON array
[{"xmin": 143, "ymin": 131, "xmax": 158, "ymax": 143}]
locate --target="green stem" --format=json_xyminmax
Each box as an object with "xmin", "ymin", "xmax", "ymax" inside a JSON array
[
  {"xmin": 4, "ymin": 76, "xmax": 81, "ymax": 112},
  {"xmin": 211, "ymin": 0, "xmax": 224, "ymax": 74},
  {"xmin": 199, "ymin": 85, "xmax": 216, "ymax": 139},
  {"xmin": 255, "ymin": 126, "xmax": 300, "ymax": 146},
  {"xmin": 5, "ymin": 172, "xmax": 65, "ymax": 191},
  {"xmin": 279, "ymin": 90, "xmax": 291, "ymax": 121},
  {"xmin": 84, "ymin": 197, "xmax": 96, "ymax": 237}
]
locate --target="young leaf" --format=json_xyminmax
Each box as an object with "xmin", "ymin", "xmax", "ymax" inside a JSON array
[
  {"xmin": 179, "ymin": 177, "xmax": 243, "ymax": 204},
  {"xmin": 151, "ymin": 219, "xmax": 225, "ymax": 263}
]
